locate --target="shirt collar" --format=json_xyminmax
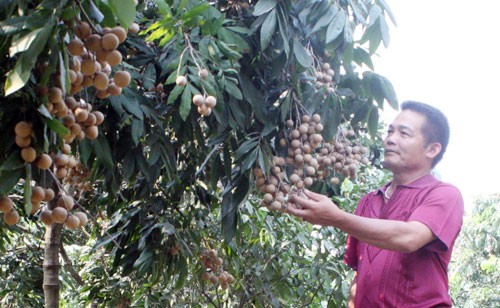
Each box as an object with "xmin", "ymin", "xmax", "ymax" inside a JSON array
[{"xmin": 377, "ymin": 173, "xmax": 437, "ymax": 195}]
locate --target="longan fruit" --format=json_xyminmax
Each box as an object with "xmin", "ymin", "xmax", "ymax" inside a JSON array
[
  {"xmin": 48, "ymin": 86, "xmax": 63, "ymax": 103},
  {"xmin": 68, "ymin": 69, "xmax": 77, "ymax": 83},
  {"xmin": 198, "ymin": 69, "xmax": 209, "ymax": 79},
  {"xmin": 51, "ymin": 207, "xmax": 68, "ymax": 224},
  {"xmin": 75, "ymin": 21, "xmax": 91, "ymax": 39},
  {"xmin": 65, "ymin": 215, "xmax": 81, "ymax": 229},
  {"xmin": 176, "ymin": 75, "xmax": 187, "ymax": 86},
  {"xmin": 110, "ymin": 26, "xmax": 127, "ymax": 43},
  {"xmin": 55, "ymin": 167, "xmax": 68, "ymax": 179},
  {"xmin": 73, "ymin": 211, "xmax": 88, "ymax": 227},
  {"xmin": 62, "ymin": 114, "xmax": 76, "ymax": 127},
  {"xmin": 55, "ymin": 154, "xmax": 69, "ymax": 166},
  {"xmin": 68, "ymin": 38, "xmax": 85, "ymax": 56},
  {"xmin": 96, "ymin": 90, "xmax": 110, "ymax": 99},
  {"xmin": 43, "ymin": 188, "xmax": 55, "ymax": 202},
  {"xmin": 85, "ymin": 125, "xmax": 98, "ymax": 140},
  {"xmin": 74, "ymin": 107, "xmax": 89, "ymax": 123},
  {"xmin": 93, "ymin": 72, "xmax": 109, "ymax": 90},
  {"xmin": 85, "ymin": 34, "xmax": 102, "ymax": 51},
  {"xmin": 57, "ymin": 195, "xmax": 74, "ymax": 210},
  {"xmin": 107, "ymin": 82, "xmax": 122, "ymax": 96},
  {"xmin": 81, "ymin": 59, "xmax": 97, "ymax": 76},
  {"xmin": 0, "ymin": 196, "xmax": 14, "ymax": 212},
  {"xmin": 205, "ymin": 96, "xmax": 216, "ymax": 108},
  {"xmin": 93, "ymin": 111, "xmax": 105, "ymax": 125},
  {"xmin": 31, "ymin": 186, "xmax": 46, "ymax": 203},
  {"xmin": 15, "ymin": 121, "xmax": 32, "ymax": 138},
  {"xmin": 70, "ymin": 123, "xmax": 83, "ymax": 136},
  {"xmin": 96, "ymin": 49, "xmax": 109, "ymax": 63},
  {"xmin": 192, "ymin": 94, "xmax": 205, "ymax": 106},
  {"xmin": 4, "ymin": 209, "xmax": 19, "ymax": 225},
  {"xmin": 21, "ymin": 147, "xmax": 37, "ymax": 163},
  {"xmin": 15, "ymin": 136, "xmax": 31, "ymax": 148},
  {"xmin": 102, "ymin": 33, "xmax": 119, "ymax": 51},
  {"xmin": 128, "ymin": 22, "xmax": 140, "ymax": 34},
  {"xmin": 113, "ymin": 71, "xmax": 131, "ymax": 87},
  {"xmin": 36, "ymin": 153, "xmax": 52, "ymax": 170},
  {"xmin": 84, "ymin": 113, "xmax": 97, "ymax": 126},
  {"xmin": 30, "ymin": 201, "xmax": 41, "ymax": 214},
  {"xmin": 40, "ymin": 210, "xmax": 53, "ymax": 225},
  {"xmin": 106, "ymin": 50, "xmax": 122, "ymax": 67}
]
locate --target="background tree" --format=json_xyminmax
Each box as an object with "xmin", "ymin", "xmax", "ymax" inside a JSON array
[
  {"xmin": 449, "ymin": 194, "xmax": 500, "ymax": 307},
  {"xmin": 0, "ymin": 0, "xmax": 397, "ymax": 306}
]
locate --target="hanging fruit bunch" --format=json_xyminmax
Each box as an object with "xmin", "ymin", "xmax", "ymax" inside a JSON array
[
  {"xmin": 254, "ymin": 113, "xmax": 370, "ymax": 212},
  {"xmin": 199, "ymin": 249, "xmax": 235, "ymax": 290}
]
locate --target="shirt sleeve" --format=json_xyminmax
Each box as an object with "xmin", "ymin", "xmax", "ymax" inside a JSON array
[{"xmin": 408, "ymin": 184, "xmax": 464, "ymax": 252}]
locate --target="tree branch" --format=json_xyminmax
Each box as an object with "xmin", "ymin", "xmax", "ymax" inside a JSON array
[{"xmin": 59, "ymin": 243, "xmax": 85, "ymax": 286}]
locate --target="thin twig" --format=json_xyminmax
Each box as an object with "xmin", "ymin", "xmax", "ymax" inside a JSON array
[{"xmin": 60, "ymin": 243, "xmax": 85, "ymax": 286}]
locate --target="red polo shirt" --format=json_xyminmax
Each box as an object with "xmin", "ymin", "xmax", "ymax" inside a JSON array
[{"xmin": 344, "ymin": 174, "xmax": 464, "ymax": 307}]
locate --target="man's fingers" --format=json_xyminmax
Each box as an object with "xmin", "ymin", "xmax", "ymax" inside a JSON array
[
  {"xmin": 289, "ymin": 193, "xmax": 315, "ymax": 209},
  {"xmin": 304, "ymin": 189, "xmax": 325, "ymax": 201}
]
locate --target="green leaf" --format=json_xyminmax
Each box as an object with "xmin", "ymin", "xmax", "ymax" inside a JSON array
[
  {"xmin": 9, "ymin": 28, "xmax": 44, "ymax": 56},
  {"xmin": 0, "ymin": 168, "xmax": 23, "ymax": 196},
  {"xmin": 224, "ymin": 79, "xmax": 243, "ymax": 100},
  {"xmin": 94, "ymin": 134, "xmax": 114, "ymax": 170},
  {"xmin": 5, "ymin": 24, "xmax": 54, "ymax": 96},
  {"xmin": 46, "ymin": 118, "xmax": 70, "ymax": 137},
  {"xmin": 293, "ymin": 39, "xmax": 313, "ymax": 68},
  {"xmin": 310, "ymin": 5, "xmax": 337, "ymax": 34},
  {"xmin": 326, "ymin": 10, "xmax": 346, "ymax": 44},
  {"xmin": 0, "ymin": 151, "xmax": 24, "ymax": 171},
  {"xmin": 253, "ymin": 0, "xmax": 277, "ymax": 16},
  {"xmin": 260, "ymin": 10, "xmax": 277, "ymax": 51},
  {"xmin": 380, "ymin": 17, "xmax": 390, "ymax": 48},
  {"xmin": 121, "ymin": 96, "xmax": 144, "ymax": 120},
  {"xmin": 109, "ymin": 0, "xmax": 137, "ymax": 27},
  {"xmin": 221, "ymin": 189, "xmax": 237, "ymax": 243},
  {"xmin": 131, "ymin": 118, "xmax": 144, "ymax": 145},
  {"xmin": 167, "ymin": 85, "xmax": 184, "ymax": 105},
  {"xmin": 367, "ymin": 105, "xmax": 379, "ymax": 138},
  {"xmin": 24, "ymin": 164, "xmax": 32, "ymax": 215},
  {"xmin": 180, "ymin": 85, "xmax": 192, "ymax": 121}
]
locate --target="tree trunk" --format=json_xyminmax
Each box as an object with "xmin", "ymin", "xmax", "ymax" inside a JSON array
[{"xmin": 43, "ymin": 223, "xmax": 63, "ymax": 308}]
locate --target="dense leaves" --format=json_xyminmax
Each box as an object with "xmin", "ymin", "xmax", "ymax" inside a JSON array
[{"xmin": 0, "ymin": 0, "xmax": 398, "ymax": 306}]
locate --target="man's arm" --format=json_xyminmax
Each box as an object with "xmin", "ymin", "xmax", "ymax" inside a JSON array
[{"xmin": 287, "ymin": 190, "xmax": 436, "ymax": 253}]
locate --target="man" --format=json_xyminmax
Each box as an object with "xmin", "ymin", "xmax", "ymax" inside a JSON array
[{"xmin": 286, "ymin": 101, "xmax": 464, "ymax": 307}]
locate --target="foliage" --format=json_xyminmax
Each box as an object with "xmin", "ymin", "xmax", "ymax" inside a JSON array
[
  {"xmin": 0, "ymin": 0, "xmax": 397, "ymax": 306},
  {"xmin": 449, "ymin": 194, "xmax": 500, "ymax": 307}
]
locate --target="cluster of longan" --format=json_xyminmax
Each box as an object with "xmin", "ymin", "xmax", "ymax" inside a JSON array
[
  {"xmin": 39, "ymin": 194, "xmax": 88, "ymax": 229},
  {"xmin": 176, "ymin": 68, "xmax": 217, "ymax": 116},
  {"xmin": 200, "ymin": 249, "xmax": 235, "ymax": 290},
  {"xmin": 60, "ymin": 96, "xmax": 105, "ymax": 143},
  {"xmin": 0, "ymin": 196, "xmax": 20, "ymax": 226},
  {"xmin": 67, "ymin": 21, "xmax": 134, "ymax": 98},
  {"xmin": 256, "ymin": 113, "xmax": 369, "ymax": 211},
  {"xmin": 314, "ymin": 62, "xmax": 335, "ymax": 91}
]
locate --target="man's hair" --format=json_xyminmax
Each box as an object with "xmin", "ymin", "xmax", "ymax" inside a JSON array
[{"xmin": 401, "ymin": 101, "xmax": 450, "ymax": 167}]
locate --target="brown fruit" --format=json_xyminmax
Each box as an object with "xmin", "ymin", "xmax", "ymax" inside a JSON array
[
  {"xmin": 44, "ymin": 188, "xmax": 55, "ymax": 201},
  {"xmin": 110, "ymin": 26, "xmax": 127, "ymax": 43},
  {"xmin": 65, "ymin": 215, "xmax": 81, "ymax": 229},
  {"xmin": 57, "ymin": 195, "xmax": 74, "ymax": 210},
  {"xmin": 51, "ymin": 207, "xmax": 68, "ymax": 224},
  {"xmin": 15, "ymin": 136, "xmax": 31, "ymax": 148},
  {"xmin": 128, "ymin": 22, "xmax": 140, "ymax": 34},
  {"xmin": 30, "ymin": 202, "xmax": 41, "ymax": 214},
  {"xmin": 62, "ymin": 114, "xmax": 76, "ymax": 127},
  {"xmin": 192, "ymin": 94, "xmax": 205, "ymax": 106},
  {"xmin": 102, "ymin": 33, "xmax": 119, "ymax": 51},
  {"xmin": 69, "ymin": 69, "xmax": 77, "ymax": 83},
  {"xmin": 93, "ymin": 72, "xmax": 109, "ymax": 90},
  {"xmin": 106, "ymin": 50, "xmax": 122, "ymax": 67},
  {"xmin": 198, "ymin": 69, "xmax": 209, "ymax": 79},
  {"xmin": 15, "ymin": 121, "xmax": 32, "ymax": 138},
  {"xmin": 73, "ymin": 211, "xmax": 88, "ymax": 227},
  {"xmin": 205, "ymin": 96, "xmax": 216, "ymax": 108},
  {"xmin": 85, "ymin": 125, "xmax": 98, "ymax": 140},
  {"xmin": 55, "ymin": 167, "xmax": 68, "ymax": 179},
  {"xmin": 55, "ymin": 154, "xmax": 69, "ymax": 166},
  {"xmin": 85, "ymin": 34, "xmax": 102, "ymax": 51},
  {"xmin": 81, "ymin": 59, "xmax": 97, "ymax": 76},
  {"xmin": 40, "ymin": 210, "xmax": 53, "ymax": 225},
  {"xmin": 4, "ymin": 209, "xmax": 19, "ymax": 225},
  {"xmin": 83, "ymin": 113, "xmax": 97, "ymax": 126},
  {"xmin": 48, "ymin": 87, "xmax": 63, "ymax": 103},
  {"xmin": 96, "ymin": 49, "xmax": 110, "ymax": 64},
  {"xmin": 75, "ymin": 21, "xmax": 91, "ymax": 39},
  {"xmin": 68, "ymin": 38, "xmax": 85, "ymax": 56},
  {"xmin": 113, "ymin": 71, "xmax": 131, "ymax": 87},
  {"xmin": 70, "ymin": 123, "xmax": 83, "ymax": 136},
  {"xmin": 93, "ymin": 111, "xmax": 105, "ymax": 125},
  {"xmin": 74, "ymin": 107, "xmax": 89, "ymax": 122},
  {"xmin": 31, "ymin": 186, "xmax": 46, "ymax": 203},
  {"xmin": 330, "ymin": 177, "xmax": 340, "ymax": 185},
  {"xmin": 21, "ymin": 147, "xmax": 37, "ymax": 163},
  {"xmin": 0, "ymin": 197, "xmax": 14, "ymax": 212},
  {"xmin": 107, "ymin": 82, "xmax": 122, "ymax": 96},
  {"xmin": 96, "ymin": 90, "xmax": 110, "ymax": 99},
  {"xmin": 176, "ymin": 75, "xmax": 187, "ymax": 86}
]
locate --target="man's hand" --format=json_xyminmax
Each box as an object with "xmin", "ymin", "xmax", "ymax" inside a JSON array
[{"xmin": 286, "ymin": 189, "xmax": 344, "ymax": 226}]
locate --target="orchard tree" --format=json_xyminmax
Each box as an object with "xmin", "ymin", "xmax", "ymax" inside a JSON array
[
  {"xmin": 449, "ymin": 194, "xmax": 500, "ymax": 307},
  {"xmin": 0, "ymin": 0, "xmax": 397, "ymax": 306}
]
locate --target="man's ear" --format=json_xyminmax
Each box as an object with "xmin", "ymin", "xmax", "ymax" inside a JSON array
[{"xmin": 426, "ymin": 142, "xmax": 442, "ymax": 160}]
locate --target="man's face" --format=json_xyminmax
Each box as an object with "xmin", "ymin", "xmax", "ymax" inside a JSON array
[{"xmin": 382, "ymin": 110, "xmax": 435, "ymax": 173}]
